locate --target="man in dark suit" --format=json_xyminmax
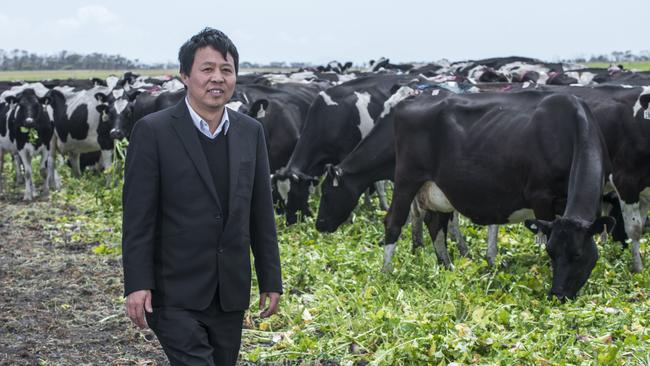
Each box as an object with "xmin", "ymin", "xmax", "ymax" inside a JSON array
[{"xmin": 122, "ymin": 28, "xmax": 282, "ymax": 365}]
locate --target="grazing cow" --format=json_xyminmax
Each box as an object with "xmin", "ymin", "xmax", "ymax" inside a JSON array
[
  {"xmin": 273, "ymin": 73, "xmax": 415, "ymax": 224},
  {"xmin": 315, "ymin": 84, "xmax": 471, "ymax": 258},
  {"xmin": 384, "ymin": 90, "xmax": 613, "ymax": 299},
  {"xmin": 368, "ymin": 57, "xmax": 414, "ymax": 73},
  {"xmin": 1, "ymin": 83, "xmax": 58, "ymax": 199},
  {"xmin": 239, "ymin": 83, "xmax": 325, "ymax": 172},
  {"xmin": 101, "ymin": 87, "xmax": 186, "ymax": 141},
  {"xmin": 45, "ymin": 85, "xmax": 117, "ymax": 177},
  {"xmin": 533, "ymin": 84, "xmax": 650, "ymax": 272},
  {"xmin": 455, "ymin": 57, "xmax": 564, "ymax": 84}
]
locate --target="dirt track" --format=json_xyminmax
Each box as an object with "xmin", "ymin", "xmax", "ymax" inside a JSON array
[{"xmin": 0, "ymin": 197, "xmax": 169, "ymax": 365}]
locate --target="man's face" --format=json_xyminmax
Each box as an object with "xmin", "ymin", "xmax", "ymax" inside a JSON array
[{"xmin": 181, "ymin": 46, "xmax": 236, "ymax": 116}]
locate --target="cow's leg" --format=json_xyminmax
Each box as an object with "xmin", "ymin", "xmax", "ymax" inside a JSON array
[
  {"xmin": 101, "ymin": 149, "xmax": 114, "ymax": 185},
  {"xmin": 18, "ymin": 150, "xmax": 34, "ymax": 201},
  {"xmin": 619, "ymin": 196, "xmax": 648, "ymax": 273},
  {"xmin": 424, "ymin": 210, "xmax": 452, "ymax": 269},
  {"xmin": 384, "ymin": 181, "xmax": 424, "ymax": 272},
  {"xmin": 41, "ymin": 147, "xmax": 57, "ymax": 196},
  {"xmin": 0, "ymin": 149, "xmax": 4, "ymax": 193},
  {"xmin": 450, "ymin": 211, "xmax": 469, "ymax": 257},
  {"xmin": 409, "ymin": 199, "xmax": 424, "ymax": 253},
  {"xmin": 100, "ymin": 149, "xmax": 113, "ymax": 172},
  {"xmin": 486, "ymin": 225, "xmax": 499, "ymax": 266},
  {"xmin": 68, "ymin": 152, "xmax": 82, "ymax": 178},
  {"xmin": 13, "ymin": 153, "xmax": 24, "ymax": 185},
  {"xmin": 49, "ymin": 138, "xmax": 61, "ymax": 190},
  {"xmin": 363, "ymin": 188, "xmax": 372, "ymax": 208},
  {"xmin": 375, "ymin": 180, "xmax": 390, "ymax": 211}
]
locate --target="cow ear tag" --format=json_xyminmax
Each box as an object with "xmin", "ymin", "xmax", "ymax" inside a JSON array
[{"xmin": 644, "ymin": 110, "xmax": 650, "ymax": 120}]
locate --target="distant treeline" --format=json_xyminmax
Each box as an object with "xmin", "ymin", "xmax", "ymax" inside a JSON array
[
  {"xmin": 570, "ymin": 50, "xmax": 650, "ymax": 64},
  {"xmin": 0, "ymin": 49, "xmax": 177, "ymax": 71},
  {"xmin": 2, "ymin": 48, "xmax": 650, "ymax": 71}
]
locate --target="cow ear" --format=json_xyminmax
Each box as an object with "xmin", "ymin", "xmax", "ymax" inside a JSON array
[
  {"xmin": 39, "ymin": 96, "xmax": 51, "ymax": 105},
  {"xmin": 389, "ymin": 84, "xmax": 403, "ymax": 95},
  {"xmin": 640, "ymin": 93, "xmax": 650, "ymax": 111},
  {"xmin": 250, "ymin": 99, "xmax": 269, "ymax": 120},
  {"xmin": 127, "ymin": 90, "xmax": 141, "ymax": 102},
  {"xmin": 524, "ymin": 219, "xmax": 553, "ymax": 236},
  {"xmin": 96, "ymin": 104, "xmax": 108, "ymax": 114},
  {"xmin": 95, "ymin": 92, "xmax": 107, "ymax": 102},
  {"xmin": 588, "ymin": 216, "xmax": 616, "ymax": 236},
  {"xmin": 4, "ymin": 95, "xmax": 16, "ymax": 104},
  {"xmin": 92, "ymin": 77, "xmax": 107, "ymax": 86}
]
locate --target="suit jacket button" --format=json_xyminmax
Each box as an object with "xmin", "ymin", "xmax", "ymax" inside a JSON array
[{"xmin": 217, "ymin": 248, "xmax": 224, "ymax": 254}]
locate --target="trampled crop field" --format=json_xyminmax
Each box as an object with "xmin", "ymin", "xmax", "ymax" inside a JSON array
[{"xmin": 1, "ymin": 156, "xmax": 648, "ymax": 365}]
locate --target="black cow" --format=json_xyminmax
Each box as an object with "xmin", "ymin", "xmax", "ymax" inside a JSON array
[
  {"xmin": 384, "ymin": 90, "xmax": 613, "ymax": 299},
  {"xmin": 533, "ymin": 84, "xmax": 650, "ymax": 272},
  {"xmin": 273, "ymin": 73, "xmax": 415, "ymax": 224}
]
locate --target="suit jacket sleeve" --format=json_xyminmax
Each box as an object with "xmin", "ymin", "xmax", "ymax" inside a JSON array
[
  {"xmin": 122, "ymin": 119, "xmax": 160, "ymax": 297},
  {"xmin": 250, "ymin": 124, "xmax": 283, "ymax": 294}
]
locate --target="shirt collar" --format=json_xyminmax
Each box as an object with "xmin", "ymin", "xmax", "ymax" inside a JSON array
[{"xmin": 185, "ymin": 97, "xmax": 230, "ymax": 139}]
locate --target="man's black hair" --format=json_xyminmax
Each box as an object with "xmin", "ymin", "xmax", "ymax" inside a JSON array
[{"xmin": 178, "ymin": 27, "xmax": 239, "ymax": 75}]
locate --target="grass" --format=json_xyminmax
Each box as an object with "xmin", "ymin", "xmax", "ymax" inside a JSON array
[
  {"xmin": 584, "ymin": 62, "xmax": 650, "ymax": 71},
  {"xmin": 5, "ymin": 151, "xmax": 648, "ymax": 365}
]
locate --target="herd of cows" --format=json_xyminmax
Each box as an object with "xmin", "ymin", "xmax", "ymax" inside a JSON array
[{"xmin": 1, "ymin": 55, "xmax": 649, "ymax": 300}]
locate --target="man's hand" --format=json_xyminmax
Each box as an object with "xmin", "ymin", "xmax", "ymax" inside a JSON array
[
  {"xmin": 125, "ymin": 289, "xmax": 153, "ymax": 329},
  {"xmin": 259, "ymin": 292, "xmax": 281, "ymax": 318}
]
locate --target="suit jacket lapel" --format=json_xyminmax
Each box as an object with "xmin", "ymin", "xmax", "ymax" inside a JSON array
[
  {"xmin": 227, "ymin": 111, "xmax": 242, "ymax": 207},
  {"xmin": 170, "ymin": 101, "xmax": 222, "ymax": 208}
]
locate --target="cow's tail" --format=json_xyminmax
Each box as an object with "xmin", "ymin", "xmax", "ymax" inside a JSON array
[{"xmin": 564, "ymin": 95, "xmax": 607, "ymax": 221}]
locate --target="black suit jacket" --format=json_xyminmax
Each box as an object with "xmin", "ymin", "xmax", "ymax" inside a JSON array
[{"xmin": 122, "ymin": 100, "xmax": 282, "ymax": 312}]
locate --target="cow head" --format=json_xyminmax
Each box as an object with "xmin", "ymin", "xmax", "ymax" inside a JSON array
[
  {"xmin": 316, "ymin": 164, "xmax": 361, "ymax": 233},
  {"xmin": 12, "ymin": 89, "xmax": 48, "ymax": 129},
  {"xmin": 525, "ymin": 216, "xmax": 615, "ymax": 300},
  {"xmin": 272, "ymin": 167, "xmax": 319, "ymax": 225},
  {"xmin": 546, "ymin": 72, "xmax": 578, "ymax": 86},
  {"xmin": 96, "ymin": 89, "xmax": 139, "ymax": 141}
]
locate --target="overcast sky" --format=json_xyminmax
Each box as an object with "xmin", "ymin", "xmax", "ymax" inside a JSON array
[{"xmin": 0, "ymin": 0, "xmax": 646, "ymax": 66}]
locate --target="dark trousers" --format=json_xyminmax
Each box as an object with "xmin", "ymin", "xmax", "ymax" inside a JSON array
[{"xmin": 146, "ymin": 292, "xmax": 245, "ymax": 366}]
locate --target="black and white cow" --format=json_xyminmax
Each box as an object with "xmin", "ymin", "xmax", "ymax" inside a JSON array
[
  {"xmin": 101, "ymin": 85, "xmax": 186, "ymax": 142},
  {"xmin": 533, "ymin": 84, "xmax": 650, "ymax": 273},
  {"xmin": 383, "ymin": 90, "xmax": 613, "ymax": 299},
  {"xmin": 273, "ymin": 73, "xmax": 415, "ymax": 224},
  {"xmin": 315, "ymin": 84, "xmax": 471, "ymax": 259},
  {"xmin": 239, "ymin": 83, "xmax": 326, "ymax": 172},
  {"xmin": 0, "ymin": 83, "xmax": 58, "ymax": 200},
  {"xmin": 45, "ymin": 84, "xmax": 117, "ymax": 177}
]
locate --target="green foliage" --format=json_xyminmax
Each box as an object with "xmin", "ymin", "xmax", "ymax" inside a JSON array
[{"xmin": 17, "ymin": 148, "xmax": 649, "ymax": 365}]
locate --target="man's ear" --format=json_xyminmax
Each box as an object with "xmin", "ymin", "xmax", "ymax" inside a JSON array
[
  {"xmin": 524, "ymin": 219, "xmax": 553, "ymax": 236},
  {"xmin": 588, "ymin": 216, "xmax": 616, "ymax": 236}
]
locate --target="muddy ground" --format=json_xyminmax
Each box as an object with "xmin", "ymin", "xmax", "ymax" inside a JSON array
[{"xmin": 0, "ymin": 195, "xmax": 303, "ymax": 366}]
